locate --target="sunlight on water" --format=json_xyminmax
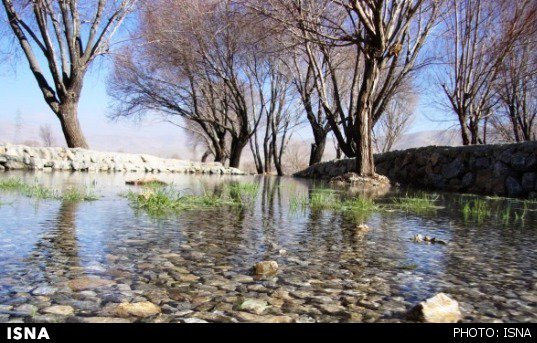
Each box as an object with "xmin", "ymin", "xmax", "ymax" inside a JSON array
[{"xmin": 0, "ymin": 171, "xmax": 535, "ymax": 323}]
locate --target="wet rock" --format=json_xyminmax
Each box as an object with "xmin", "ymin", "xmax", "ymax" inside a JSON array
[
  {"xmin": 318, "ymin": 304, "xmax": 346, "ymax": 314},
  {"xmin": 413, "ymin": 234, "xmax": 447, "ymax": 245},
  {"xmin": 186, "ymin": 251, "xmax": 205, "ymax": 260},
  {"xmin": 67, "ymin": 277, "xmax": 115, "ymax": 291},
  {"xmin": 175, "ymin": 310, "xmax": 194, "ymax": 317},
  {"xmin": 239, "ymin": 299, "xmax": 269, "ymax": 315},
  {"xmin": 254, "ymin": 261, "xmax": 279, "ymax": 275},
  {"xmin": 14, "ymin": 304, "xmax": 38, "ymax": 316},
  {"xmin": 29, "ymin": 315, "xmax": 64, "ymax": 323},
  {"xmin": 330, "ymin": 173, "xmax": 390, "ymax": 189},
  {"xmin": 235, "ymin": 312, "xmax": 293, "ymax": 323},
  {"xmin": 408, "ymin": 293, "xmax": 462, "ymax": 323},
  {"xmin": 73, "ymin": 317, "xmax": 131, "ymax": 323},
  {"xmin": 32, "ymin": 286, "xmax": 57, "ymax": 296},
  {"xmin": 193, "ymin": 311, "xmax": 235, "ymax": 323},
  {"xmin": 178, "ymin": 274, "xmax": 200, "ymax": 282},
  {"xmin": 356, "ymin": 224, "xmax": 370, "ymax": 233},
  {"xmin": 114, "ymin": 302, "xmax": 161, "ymax": 318},
  {"xmin": 183, "ymin": 318, "xmax": 209, "ymax": 323},
  {"xmin": 63, "ymin": 300, "xmax": 101, "ymax": 312},
  {"xmin": 0, "ymin": 305, "xmax": 14, "ymax": 312},
  {"xmin": 431, "ymin": 238, "xmax": 447, "ymax": 245},
  {"xmin": 42, "ymin": 305, "xmax": 74, "ymax": 316}
]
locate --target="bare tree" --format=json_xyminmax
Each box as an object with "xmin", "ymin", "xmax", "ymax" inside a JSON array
[
  {"xmin": 249, "ymin": 61, "xmax": 300, "ymax": 175},
  {"xmin": 282, "ymin": 140, "xmax": 310, "ymax": 174},
  {"xmin": 285, "ymin": 43, "xmax": 331, "ymax": 166},
  {"xmin": 373, "ymin": 87, "xmax": 418, "ymax": 153},
  {"xmin": 109, "ymin": 0, "xmax": 273, "ymax": 169},
  {"xmin": 438, "ymin": 0, "xmax": 534, "ymax": 145},
  {"xmin": 491, "ymin": 3, "xmax": 537, "ymax": 142},
  {"xmin": 185, "ymin": 121, "xmax": 227, "ymax": 164},
  {"xmin": 1, "ymin": 0, "xmax": 137, "ymax": 148},
  {"xmin": 39, "ymin": 124, "xmax": 55, "ymax": 147},
  {"xmin": 253, "ymin": 0, "xmax": 439, "ymax": 177}
]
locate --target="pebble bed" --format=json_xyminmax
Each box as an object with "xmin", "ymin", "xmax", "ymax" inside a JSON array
[{"xmin": 0, "ymin": 172, "xmax": 535, "ymax": 323}]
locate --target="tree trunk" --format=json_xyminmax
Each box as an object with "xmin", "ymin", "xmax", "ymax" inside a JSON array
[
  {"xmin": 469, "ymin": 118, "xmax": 480, "ymax": 145},
  {"xmin": 309, "ymin": 134, "xmax": 326, "ymax": 166},
  {"xmin": 509, "ymin": 106, "xmax": 522, "ymax": 142},
  {"xmin": 355, "ymin": 108, "xmax": 375, "ymax": 177},
  {"xmin": 249, "ymin": 132, "xmax": 264, "ymax": 174},
  {"xmin": 336, "ymin": 145, "xmax": 342, "ymax": 159},
  {"xmin": 457, "ymin": 114, "xmax": 471, "ymax": 146},
  {"xmin": 229, "ymin": 138, "xmax": 247, "ymax": 169},
  {"xmin": 58, "ymin": 102, "xmax": 89, "ymax": 149},
  {"xmin": 201, "ymin": 150, "xmax": 212, "ymax": 163},
  {"xmin": 353, "ymin": 59, "xmax": 378, "ymax": 177},
  {"xmin": 272, "ymin": 140, "xmax": 284, "ymax": 177}
]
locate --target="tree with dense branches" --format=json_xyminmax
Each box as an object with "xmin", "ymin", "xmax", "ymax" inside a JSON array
[{"xmin": 251, "ymin": 0, "xmax": 439, "ymax": 177}]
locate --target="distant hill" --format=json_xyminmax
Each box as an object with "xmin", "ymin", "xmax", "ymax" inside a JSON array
[
  {"xmin": 0, "ymin": 119, "xmax": 462, "ymax": 166},
  {"xmin": 394, "ymin": 129, "xmax": 461, "ymax": 150},
  {"xmin": 0, "ymin": 121, "xmax": 194, "ymax": 160}
]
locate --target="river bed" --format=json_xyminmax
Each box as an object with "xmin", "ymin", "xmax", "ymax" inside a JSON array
[{"xmin": 0, "ymin": 171, "xmax": 535, "ymax": 323}]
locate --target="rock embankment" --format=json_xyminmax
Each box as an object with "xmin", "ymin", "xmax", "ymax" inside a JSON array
[
  {"xmin": 0, "ymin": 144, "xmax": 244, "ymax": 175},
  {"xmin": 295, "ymin": 141, "xmax": 537, "ymax": 198}
]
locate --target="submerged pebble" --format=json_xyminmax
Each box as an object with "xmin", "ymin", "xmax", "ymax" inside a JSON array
[{"xmin": 0, "ymin": 173, "xmax": 535, "ymax": 323}]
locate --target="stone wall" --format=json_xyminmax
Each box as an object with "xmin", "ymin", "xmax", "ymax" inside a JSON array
[
  {"xmin": 295, "ymin": 142, "xmax": 537, "ymax": 198},
  {"xmin": 0, "ymin": 144, "xmax": 244, "ymax": 175}
]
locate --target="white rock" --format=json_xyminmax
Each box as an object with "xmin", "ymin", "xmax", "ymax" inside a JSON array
[{"xmin": 408, "ymin": 293, "xmax": 462, "ymax": 323}]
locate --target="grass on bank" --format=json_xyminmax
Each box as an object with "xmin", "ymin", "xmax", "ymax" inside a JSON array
[
  {"xmin": 0, "ymin": 178, "xmax": 98, "ymax": 202},
  {"xmin": 126, "ymin": 182, "xmax": 260, "ymax": 216}
]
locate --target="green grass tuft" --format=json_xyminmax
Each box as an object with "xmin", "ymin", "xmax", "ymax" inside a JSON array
[
  {"xmin": 392, "ymin": 193, "xmax": 440, "ymax": 213},
  {"xmin": 224, "ymin": 182, "xmax": 260, "ymax": 206},
  {"xmin": 289, "ymin": 189, "xmax": 378, "ymax": 215},
  {"xmin": 0, "ymin": 178, "xmax": 98, "ymax": 202},
  {"xmin": 461, "ymin": 198, "xmax": 491, "ymax": 223},
  {"xmin": 126, "ymin": 187, "xmax": 241, "ymax": 216},
  {"xmin": 0, "ymin": 178, "xmax": 58, "ymax": 199},
  {"xmin": 62, "ymin": 187, "xmax": 99, "ymax": 202},
  {"xmin": 289, "ymin": 189, "xmax": 339, "ymax": 213},
  {"xmin": 340, "ymin": 197, "xmax": 378, "ymax": 213}
]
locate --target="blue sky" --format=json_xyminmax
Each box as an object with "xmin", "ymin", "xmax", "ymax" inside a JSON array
[
  {"xmin": 0, "ymin": 15, "xmax": 454, "ymax": 153},
  {"xmin": 0, "ymin": 59, "xmax": 452, "ymax": 140},
  {"xmin": 0, "ymin": 57, "xmax": 178, "ymax": 136}
]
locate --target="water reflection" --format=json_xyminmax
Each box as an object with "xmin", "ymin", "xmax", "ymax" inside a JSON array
[
  {"xmin": 0, "ymin": 172, "xmax": 535, "ymax": 323},
  {"xmin": 31, "ymin": 200, "xmax": 82, "ymax": 282}
]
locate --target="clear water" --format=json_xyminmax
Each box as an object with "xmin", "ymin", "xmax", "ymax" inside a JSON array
[{"xmin": 0, "ymin": 171, "xmax": 535, "ymax": 323}]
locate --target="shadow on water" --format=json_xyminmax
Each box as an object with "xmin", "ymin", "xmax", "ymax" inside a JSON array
[{"xmin": 0, "ymin": 172, "xmax": 535, "ymax": 322}]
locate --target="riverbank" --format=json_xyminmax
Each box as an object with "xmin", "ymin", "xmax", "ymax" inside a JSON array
[
  {"xmin": 295, "ymin": 142, "xmax": 537, "ymax": 198},
  {"xmin": 0, "ymin": 144, "xmax": 244, "ymax": 175}
]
